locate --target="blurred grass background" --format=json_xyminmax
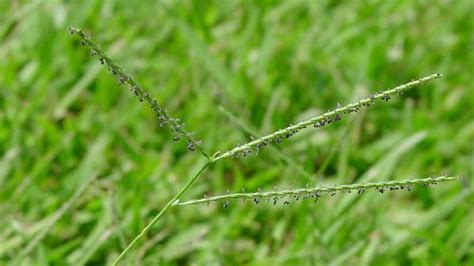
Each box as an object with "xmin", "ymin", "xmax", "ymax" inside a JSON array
[{"xmin": 1, "ymin": 0, "xmax": 473, "ymax": 265}]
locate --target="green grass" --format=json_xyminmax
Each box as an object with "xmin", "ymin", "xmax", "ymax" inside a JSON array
[{"xmin": 1, "ymin": 0, "xmax": 473, "ymax": 265}]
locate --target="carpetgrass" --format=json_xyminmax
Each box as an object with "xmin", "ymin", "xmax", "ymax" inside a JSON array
[{"xmin": 1, "ymin": 1, "xmax": 473, "ymax": 265}]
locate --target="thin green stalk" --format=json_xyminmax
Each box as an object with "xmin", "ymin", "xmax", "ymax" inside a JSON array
[
  {"xmin": 173, "ymin": 176, "xmax": 457, "ymax": 206},
  {"xmin": 113, "ymin": 161, "xmax": 210, "ymax": 265},
  {"xmin": 211, "ymin": 74, "xmax": 442, "ymax": 162}
]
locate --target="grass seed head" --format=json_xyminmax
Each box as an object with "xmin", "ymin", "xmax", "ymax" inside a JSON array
[
  {"xmin": 175, "ymin": 176, "xmax": 457, "ymax": 207},
  {"xmin": 70, "ymin": 27, "xmax": 208, "ymax": 157}
]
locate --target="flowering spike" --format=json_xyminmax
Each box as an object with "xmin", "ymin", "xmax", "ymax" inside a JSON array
[
  {"xmin": 173, "ymin": 176, "xmax": 457, "ymax": 207},
  {"xmin": 69, "ymin": 27, "xmax": 209, "ymax": 158},
  {"xmin": 210, "ymin": 74, "xmax": 442, "ymax": 162}
]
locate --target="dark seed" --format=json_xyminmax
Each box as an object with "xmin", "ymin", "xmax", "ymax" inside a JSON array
[
  {"xmin": 254, "ymin": 147, "xmax": 259, "ymax": 155},
  {"xmin": 253, "ymin": 197, "xmax": 260, "ymax": 205},
  {"xmin": 223, "ymin": 201, "xmax": 229, "ymax": 208},
  {"xmin": 187, "ymin": 141, "xmax": 195, "ymax": 151}
]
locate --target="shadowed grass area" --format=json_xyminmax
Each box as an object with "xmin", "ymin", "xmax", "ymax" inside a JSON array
[{"xmin": 0, "ymin": 1, "xmax": 473, "ymax": 265}]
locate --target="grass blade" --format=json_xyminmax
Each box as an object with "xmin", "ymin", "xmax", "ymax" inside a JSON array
[{"xmin": 15, "ymin": 173, "xmax": 98, "ymax": 262}]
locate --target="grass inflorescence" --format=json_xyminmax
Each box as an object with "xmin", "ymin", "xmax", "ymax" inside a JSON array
[
  {"xmin": 68, "ymin": 27, "xmax": 209, "ymax": 158},
  {"xmin": 173, "ymin": 176, "xmax": 457, "ymax": 207},
  {"xmin": 65, "ymin": 26, "xmax": 458, "ymax": 266},
  {"xmin": 211, "ymin": 74, "xmax": 441, "ymax": 161}
]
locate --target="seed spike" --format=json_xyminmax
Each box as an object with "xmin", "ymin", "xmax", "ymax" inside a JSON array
[
  {"xmin": 174, "ymin": 176, "xmax": 457, "ymax": 207},
  {"xmin": 211, "ymin": 74, "xmax": 442, "ymax": 162},
  {"xmin": 69, "ymin": 26, "xmax": 210, "ymax": 159}
]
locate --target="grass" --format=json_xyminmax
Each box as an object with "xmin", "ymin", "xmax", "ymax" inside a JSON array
[{"xmin": 1, "ymin": 1, "xmax": 473, "ymax": 265}]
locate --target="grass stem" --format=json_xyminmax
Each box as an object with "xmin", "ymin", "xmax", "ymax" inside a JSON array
[{"xmin": 113, "ymin": 161, "xmax": 210, "ymax": 265}]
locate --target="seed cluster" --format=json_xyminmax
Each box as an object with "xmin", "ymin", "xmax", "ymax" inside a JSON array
[
  {"xmin": 173, "ymin": 176, "xmax": 457, "ymax": 207},
  {"xmin": 211, "ymin": 73, "xmax": 441, "ymax": 162},
  {"xmin": 69, "ymin": 27, "xmax": 207, "ymax": 156}
]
